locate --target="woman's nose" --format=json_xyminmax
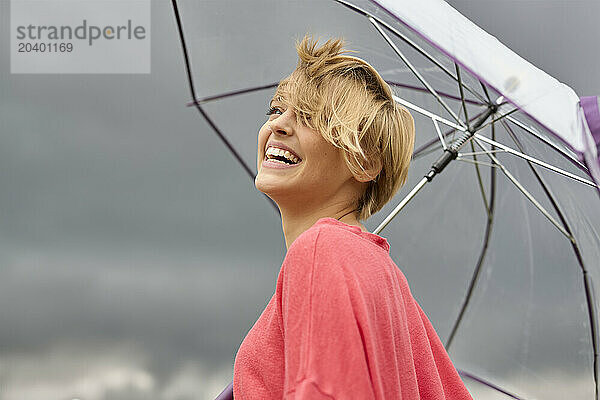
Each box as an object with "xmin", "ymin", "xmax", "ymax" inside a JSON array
[
  {"xmin": 270, "ymin": 125, "xmax": 289, "ymax": 136},
  {"xmin": 269, "ymin": 111, "xmax": 293, "ymax": 136}
]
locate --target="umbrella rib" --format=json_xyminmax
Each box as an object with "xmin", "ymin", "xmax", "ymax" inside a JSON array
[
  {"xmin": 170, "ymin": 0, "xmax": 279, "ymax": 213},
  {"xmin": 479, "ymin": 80, "xmax": 492, "ymax": 103},
  {"xmin": 477, "ymin": 107, "xmax": 520, "ymax": 131},
  {"xmin": 432, "ymin": 119, "xmax": 447, "ymax": 150},
  {"xmin": 376, "ymin": 107, "xmax": 498, "ymax": 234},
  {"xmin": 501, "ymin": 120, "xmax": 599, "ymax": 400},
  {"xmin": 506, "ymin": 115, "xmax": 588, "ymax": 173},
  {"xmin": 171, "ymin": 0, "xmax": 199, "ymax": 103},
  {"xmin": 473, "ymin": 138, "xmax": 572, "ymax": 239},
  {"xmin": 455, "ymin": 157, "xmax": 499, "ymax": 169},
  {"xmin": 187, "ymin": 80, "xmax": 486, "ymax": 107},
  {"xmin": 186, "ymin": 83, "xmax": 279, "ymax": 106},
  {"xmin": 413, "ymin": 110, "xmax": 488, "ymax": 159},
  {"xmin": 474, "ymin": 134, "xmax": 597, "ymax": 187},
  {"xmin": 412, "ymin": 143, "xmax": 445, "ymax": 161},
  {"xmin": 459, "ymin": 149, "xmax": 505, "ymax": 157},
  {"xmin": 458, "ymin": 370, "xmax": 528, "ymax": 400},
  {"xmin": 371, "ymin": 18, "xmax": 467, "ymax": 129},
  {"xmin": 455, "ymin": 63, "xmax": 492, "ymax": 218},
  {"xmin": 387, "ymin": 81, "xmax": 486, "ymax": 106},
  {"xmin": 393, "ymin": 95, "xmax": 466, "ymax": 132},
  {"xmin": 455, "ymin": 63, "xmax": 471, "ymax": 130},
  {"xmin": 373, "ymin": 176, "xmax": 429, "ymax": 235},
  {"xmin": 468, "ymin": 137, "xmax": 491, "ymax": 230},
  {"xmin": 332, "ymin": 0, "xmax": 488, "ymax": 103},
  {"xmin": 446, "ymin": 123, "xmax": 497, "ymax": 349}
]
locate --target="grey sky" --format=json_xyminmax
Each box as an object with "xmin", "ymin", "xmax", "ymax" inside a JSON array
[{"xmin": 0, "ymin": 1, "xmax": 599, "ymax": 399}]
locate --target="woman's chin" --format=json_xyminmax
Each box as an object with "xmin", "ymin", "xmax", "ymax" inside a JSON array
[
  {"xmin": 255, "ymin": 174, "xmax": 298, "ymax": 202},
  {"xmin": 255, "ymin": 175, "xmax": 283, "ymax": 196}
]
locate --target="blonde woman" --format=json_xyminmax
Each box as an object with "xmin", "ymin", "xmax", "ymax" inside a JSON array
[{"xmin": 230, "ymin": 35, "xmax": 472, "ymax": 399}]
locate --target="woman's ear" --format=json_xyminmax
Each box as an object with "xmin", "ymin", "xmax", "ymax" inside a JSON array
[{"xmin": 353, "ymin": 157, "xmax": 382, "ymax": 183}]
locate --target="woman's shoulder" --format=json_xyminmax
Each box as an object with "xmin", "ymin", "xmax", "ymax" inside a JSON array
[
  {"xmin": 280, "ymin": 219, "xmax": 401, "ymax": 301},
  {"xmin": 288, "ymin": 219, "xmax": 361, "ymax": 254},
  {"xmin": 281, "ymin": 224, "xmax": 361, "ymax": 293},
  {"xmin": 283, "ymin": 223, "xmax": 326, "ymax": 268},
  {"xmin": 285, "ymin": 218, "xmax": 389, "ymax": 273}
]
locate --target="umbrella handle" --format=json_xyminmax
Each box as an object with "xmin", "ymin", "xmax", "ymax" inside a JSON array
[{"xmin": 214, "ymin": 381, "xmax": 234, "ymax": 400}]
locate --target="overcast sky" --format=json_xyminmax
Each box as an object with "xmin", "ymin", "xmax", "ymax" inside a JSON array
[{"xmin": 1, "ymin": 1, "xmax": 599, "ymax": 399}]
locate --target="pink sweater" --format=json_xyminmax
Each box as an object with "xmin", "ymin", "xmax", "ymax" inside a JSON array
[{"xmin": 233, "ymin": 217, "xmax": 472, "ymax": 399}]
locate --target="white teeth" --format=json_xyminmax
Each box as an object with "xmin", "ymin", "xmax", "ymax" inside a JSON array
[{"xmin": 265, "ymin": 146, "xmax": 300, "ymax": 164}]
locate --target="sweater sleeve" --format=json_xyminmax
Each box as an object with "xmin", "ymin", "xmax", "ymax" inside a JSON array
[{"xmin": 280, "ymin": 228, "xmax": 376, "ymax": 399}]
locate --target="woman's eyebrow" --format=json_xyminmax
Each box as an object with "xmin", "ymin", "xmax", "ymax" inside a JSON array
[{"xmin": 270, "ymin": 95, "xmax": 285, "ymax": 107}]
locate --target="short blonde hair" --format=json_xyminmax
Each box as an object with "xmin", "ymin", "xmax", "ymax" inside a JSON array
[{"xmin": 275, "ymin": 34, "xmax": 415, "ymax": 221}]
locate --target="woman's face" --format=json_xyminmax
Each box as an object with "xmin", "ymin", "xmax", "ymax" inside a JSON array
[{"xmin": 255, "ymin": 97, "xmax": 359, "ymax": 210}]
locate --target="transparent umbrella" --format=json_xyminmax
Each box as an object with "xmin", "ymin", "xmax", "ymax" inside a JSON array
[{"xmin": 170, "ymin": 0, "xmax": 600, "ymax": 399}]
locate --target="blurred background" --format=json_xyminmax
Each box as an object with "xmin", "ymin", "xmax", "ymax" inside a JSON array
[{"xmin": 1, "ymin": 1, "xmax": 599, "ymax": 399}]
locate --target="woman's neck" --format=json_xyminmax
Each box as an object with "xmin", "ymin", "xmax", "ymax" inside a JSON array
[{"xmin": 279, "ymin": 205, "xmax": 367, "ymax": 249}]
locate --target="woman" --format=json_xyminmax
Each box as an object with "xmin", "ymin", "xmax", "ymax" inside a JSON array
[{"xmin": 231, "ymin": 35, "xmax": 473, "ymax": 399}]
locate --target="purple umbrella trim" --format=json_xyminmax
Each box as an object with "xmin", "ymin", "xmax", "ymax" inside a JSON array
[
  {"xmin": 214, "ymin": 381, "xmax": 233, "ymax": 400},
  {"xmin": 581, "ymin": 96, "xmax": 600, "ymax": 150}
]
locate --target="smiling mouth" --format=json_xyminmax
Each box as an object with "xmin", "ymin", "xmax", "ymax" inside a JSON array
[{"xmin": 264, "ymin": 147, "xmax": 302, "ymax": 165}]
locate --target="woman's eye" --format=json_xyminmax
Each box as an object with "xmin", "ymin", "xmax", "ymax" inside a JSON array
[
  {"xmin": 266, "ymin": 106, "xmax": 283, "ymax": 116},
  {"xmin": 298, "ymin": 112, "xmax": 311, "ymax": 124}
]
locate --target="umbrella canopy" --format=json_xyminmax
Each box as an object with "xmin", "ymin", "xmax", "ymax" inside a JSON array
[{"xmin": 171, "ymin": 0, "xmax": 600, "ymax": 399}]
